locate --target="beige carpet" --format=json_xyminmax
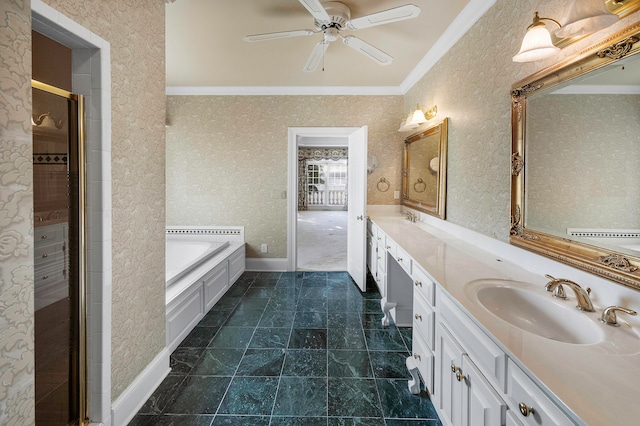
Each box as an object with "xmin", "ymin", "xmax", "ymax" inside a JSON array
[{"xmin": 297, "ymin": 210, "xmax": 347, "ymax": 271}]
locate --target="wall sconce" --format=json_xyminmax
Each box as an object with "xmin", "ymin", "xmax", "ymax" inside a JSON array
[
  {"xmin": 398, "ymin": 105, "xmax": 437, "ymax": 132},
  {"xmin": 32, "ymin": 112, "xmax": 64, "ymax": 129},
  {"xmin": 512, "ymin": 12, "xmax": 561, "ymax": 63},
  {"xmin": 514, "ymin": 1, "xmax": 623, "ymax": 63},
  {"xmin": 555, "ymin": 0, "xmax": 619, "ymax": 38}
]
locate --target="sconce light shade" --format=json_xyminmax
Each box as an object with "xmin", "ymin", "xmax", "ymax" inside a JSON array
[
  {"xmin": 398, "ymin": 113, "xmax": 418, "ymax": 132},
  {"xmin": 513, "ymin": 13, "xmax": 560, "ymax": 63},
  {"xmin": 409, "ymin": 107, "xmax": 428, "ymax": 125},
  {"xmin": 554, "ymin": 0, "xmax": 619, "ymax": 38}
]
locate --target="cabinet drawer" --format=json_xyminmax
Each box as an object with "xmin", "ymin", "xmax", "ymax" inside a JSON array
[
  {"xmin": 394, "ymin": 245, "xmax": 412, "ymax": 275},
  {"xmin": 412, "ymin": 264, "xmax": 435, "ymax": 306},
  {"xmin": 439, "ymin": 290, "xmax": 507, "ymax": 392},
  {"xmin": 35, "ymin": 225, "xmax": 64, "ymax": 243},
  {"xmin": 374, "ymin": 228, "xmax": 386, "ymax": 247},
  {"xmin": 413, "ymin": 292, "xmax": 435, "ymax": 351},
  {"xmin": 35, "ymin": 242, "xmax": 64, "ymax": 266},
  {"xmin": 507, "ymin": 359, "xmax": 576, "ymax": 426},
  {"xmin": 411, "ymin": 328, "xmax": 434, "ymax": 395},
  {"xmin": 385, "ymin": 237, "xmax": 397, "ymax": 257}
]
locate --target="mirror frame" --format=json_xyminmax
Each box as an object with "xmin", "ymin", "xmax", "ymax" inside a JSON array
[
  {"xmin": 510, "ymin": 23, "xmax": 640, "ymax": 290},
  {"xmin": 402, "ymin": 117, "xmax": 448, "ymax": 219}
]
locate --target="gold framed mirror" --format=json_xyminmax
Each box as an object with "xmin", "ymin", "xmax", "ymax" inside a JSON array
[
  {"xmin": 510, "ymin": 23, "xmax": 640, "ymax": 290},
  {"xmin": 402, "ymin": 117, "xmax": 448, "ymax": 219}
]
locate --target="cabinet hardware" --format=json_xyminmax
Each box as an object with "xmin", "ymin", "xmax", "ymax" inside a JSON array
[
  {"xmin": 451, "ymin": 363, "xmax": 458, "ymax": 373},
  {"xmin": 377, "ymin": 237, "xmax": 382, "ymax": 240},
  {"xmin": 357, "ymin": 215, "xmax": 363, "ymax": 220},
  {"xmin": 413, "ymin": 353, "xmax": 421, "ymax": 360},
  {"xmin": 415, "ymin": 313, "xmax": 422, "ymax": 320},
  {"xmin": 42, "ymin": 275, "xmax": 48, "ymax": 280},
  {"xmin": 397, "ymin": 257, "xmax": 403, "ymax": 262},
  {"xmin": 451, "ymin": 364, "xmax": 465, "ymax": 381},
  {"xmin": 455, "ymin": 371, "xmax": 465, "ymax": 382},
  {"xmin": 42, "ymin": 254, "xmax": 48, "ymax": 258},
  {"xmin": 386, "ymin": 245, "xmax": 391, "ymax": 249},
  {"xmin": 414, "ymin": 281, "xmax": 422, "ymax": 287},
  {"xmin": 41, "ymin": 235, "xmax": 47, "ymax": 239},
  {"xmin": 519, "ymin": 402, "xmax": 535, "ymax": 417}
]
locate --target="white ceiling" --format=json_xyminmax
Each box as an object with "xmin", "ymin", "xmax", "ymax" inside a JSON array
[{"xmin": 165, "ymin": 0, "xmax": 475, "ymax": 92}]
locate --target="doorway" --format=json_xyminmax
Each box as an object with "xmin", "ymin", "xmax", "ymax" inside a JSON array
[
  {"xmin": 287, "ymin": 127, "xmax": 368, "ymax": 289},
  {"xmin": 32, "ymin": 80, "xmax": 87, "ymax": 425}
]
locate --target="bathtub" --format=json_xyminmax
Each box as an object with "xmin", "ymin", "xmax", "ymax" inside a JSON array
[{"xmin": 166, "ymin": 238, "xmax": 229, "ymax": 287}]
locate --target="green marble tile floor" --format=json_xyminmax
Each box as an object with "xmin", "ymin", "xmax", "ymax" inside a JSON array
[{"xmin": 129, "ymin": 271, "xmax": 441, "ymax": 425}]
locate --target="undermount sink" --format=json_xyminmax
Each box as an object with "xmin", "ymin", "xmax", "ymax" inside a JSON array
[{"xmin": 466, "ymin": 279, "xmax": 604, "ymax": 345}]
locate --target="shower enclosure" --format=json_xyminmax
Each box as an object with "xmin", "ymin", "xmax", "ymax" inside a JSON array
[{"xmin": 32, "ymin": 80, "xmax": 87, "ymax": 425}]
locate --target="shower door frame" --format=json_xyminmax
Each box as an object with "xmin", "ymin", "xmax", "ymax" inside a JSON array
[{"xmin": 32, "ymin": 79, "xmax": 88, "ymax": 425}]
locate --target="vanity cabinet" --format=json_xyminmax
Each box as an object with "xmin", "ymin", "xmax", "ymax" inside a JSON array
[{"xmin": 366, "ymin": 218, "xmax": 581, "ymax": 426}]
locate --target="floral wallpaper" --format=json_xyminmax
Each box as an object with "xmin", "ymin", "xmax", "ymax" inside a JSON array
[
  {"xmin": 1, "ymin": 0, "xmax": 166, "ymax": 421},
  {"xmin": 0, "ymin": 0, "xmax": 35, "ymax": 423},
  {"xmin": 404, "ymin": 0, "xmax": 640, "ymax": 242},
  {"xmin": 166, "ymin": 95, "xmax": 404, "ymax": 258}
]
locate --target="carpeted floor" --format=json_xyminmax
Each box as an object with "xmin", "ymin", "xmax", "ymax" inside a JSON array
[{"xmin": 297, "ymin": 210, "xmax": 347, "ymax": 271}]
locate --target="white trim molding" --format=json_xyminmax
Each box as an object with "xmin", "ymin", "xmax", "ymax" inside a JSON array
[
  {"xmin": 246, "ymin": 258, "xmax": 290, "ymax": 272},
  {"xmin": 166, "ymin": 85, "xmax": 403, "ymax": 96},
  {"xmin": 110, "ymin": 348, "xmax": 171, "ymax": 426}
]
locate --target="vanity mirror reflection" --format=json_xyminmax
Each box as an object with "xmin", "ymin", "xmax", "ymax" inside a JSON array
[
  {"xmin": 511, "ymin": 24, "xmax": 640, "ymax": 290},
  {"xmin": 402, "ymin": 118, "xmax": 448, "ymax": 219}
]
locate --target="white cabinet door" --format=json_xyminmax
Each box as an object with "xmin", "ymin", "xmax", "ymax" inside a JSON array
[
  {"xmin": 461, "ymin": 354, "xmax": 507, "ymax": 426},
  {"xmin": 347, "ymin": 126, "xmax": 368, "ymax": 291},
  {"xmin": 436, "ymin": 323, "xmax": 464, "ymax": 426}
]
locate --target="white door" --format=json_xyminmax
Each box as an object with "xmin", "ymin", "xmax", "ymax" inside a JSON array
[{"xmin": 347, "ymin": 126, "xmax": 368, "ymax": 291}]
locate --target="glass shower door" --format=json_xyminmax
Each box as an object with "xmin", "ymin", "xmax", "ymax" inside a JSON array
[{"xmin": 32, "ymin": 81, "xmax": 85, "ymax": 425}]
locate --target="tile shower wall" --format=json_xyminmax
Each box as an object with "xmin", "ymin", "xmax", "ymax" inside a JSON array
[
  {"xmin": 1, "ymin": 1, "xmax": 166, "ymax": 422},
  {"xmin": 404, "ymin": 0, "xmax": 640, "ymax": 242},
  {"xmin": 166, "ymin": 95, "xmax": 404, "ymax": 259}
]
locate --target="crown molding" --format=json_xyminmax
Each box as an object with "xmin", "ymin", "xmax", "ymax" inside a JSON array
[
  {"xmin": 166, "ymin": 0, "xmax": 496, "ymax": 97},
  {"xmin": 399, "ymin": 0, "xmax": 497, "ymax": 94},
  {"xmin": 166, "ymin": 85, "xmax": 403, "ymax": 96}
]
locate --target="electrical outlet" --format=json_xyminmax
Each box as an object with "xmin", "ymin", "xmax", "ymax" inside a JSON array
[
  {"xmin": 260, "ymin": 244, "xmax": 268, "ymax": 253},
  {"xmin": 394, "ymin": 190, "xmax": 400, "ymax": 200}
]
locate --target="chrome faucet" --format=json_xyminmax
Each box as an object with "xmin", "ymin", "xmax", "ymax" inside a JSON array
[
  {"xmin": 404, "ymin": 211, "xmax": 418, "ymax": 222},
  {"xmin": 544, "ymin": 274, "xmax": 595, "ymax": 312}
]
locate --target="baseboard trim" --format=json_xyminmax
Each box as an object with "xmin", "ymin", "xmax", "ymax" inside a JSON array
[
  {"xmin": 246, "ymin": 258, "xmax": 289, "ymax": 272},
  {"xmin": 110, "ymin": 347, "xmax": 171, "ymax": 426}
]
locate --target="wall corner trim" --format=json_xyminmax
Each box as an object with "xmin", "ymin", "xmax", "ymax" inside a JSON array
[{"xmin": 110, "ymin": 348, "xmax": 170, "ymax": 426}]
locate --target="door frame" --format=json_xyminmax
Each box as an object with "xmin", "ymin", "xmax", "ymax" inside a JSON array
[
  {"xmin": 287, "ymin": 127, "xmax": 362, "ymax": 271},
  {"xmin": 32, "ymin": 1, "xmax": 112, "ymax": 423}
]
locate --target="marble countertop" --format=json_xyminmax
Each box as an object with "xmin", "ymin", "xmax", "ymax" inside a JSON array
[{"xmin": 370, "ymin": 214, "xmax": 640, "ymax": 425}]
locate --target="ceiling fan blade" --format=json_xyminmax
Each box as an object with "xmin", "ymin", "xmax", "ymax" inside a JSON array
[
  {"xmin": 243, "ymin": 29, "xmax": 316, "ymax": 42},
  {"xmin": 303, "ymin": 41, "xmax": 330, "ymax": 72},
  {"xmin": 347, "ymin": 4, "xmax": 420, "ymax": 30},
  {"xmin": 298, "ymin": 0, "xmax": 331, "ymax": 23},
  {"xmin": 342, "ymin": 36, "xmax": 392, "ymax": 65}
]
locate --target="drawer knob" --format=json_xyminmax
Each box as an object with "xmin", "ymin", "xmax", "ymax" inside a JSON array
[
  {"xmin": 451, "ymin": 363, "xmax": 458, "ymax": 373},
  {"xmin": 42, "ymin": 254, "xmax": 48, "ymax": 258},
  {"xmin": 41, "ymin": 235, "xmax": 48, "ymax": 239},
  {"xmin": 42, "ymin": 275, "xmax": 48, "ymax": 280},
  {"xmin": 413, "ymin": 353, "xmax": 421, "ymax": 360},
  {"xmin": 397, "ymin": 257, "xmax": 403, "ymax": 262},
  {"xmin": 451, "ymin": 364, "xmax": 465, "ymax": 381},
  {"xmin": 386, "ymin": 245, "xmax": 391, "ymax": 249},
  {"xmin": 519, "ymin": 402, "xmax": 535, "ymax": 417},
  {"xmin": 455, "ymin": 371, "xmax": 465, "ymax": 382},
  {"xmin": 414, "ymin": 281, "xmax": 422, "ymax": 287},
  {"xmin": 414, "ymin": 313, "xmax": 422, "ymax": 321}
]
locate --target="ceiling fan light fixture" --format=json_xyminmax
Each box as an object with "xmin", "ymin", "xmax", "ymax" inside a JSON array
[{"xmin": 555, "ymin": 0, "xmax": 619, "ymax": 38}]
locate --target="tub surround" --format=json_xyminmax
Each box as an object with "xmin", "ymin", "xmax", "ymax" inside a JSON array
[
  {"xmin": 368, "ymin": 206, "xmax": 640, "ymax": 425},
  {"xmin": 165, "ymin": 227, "xmax": 246, "ymax": 352}
]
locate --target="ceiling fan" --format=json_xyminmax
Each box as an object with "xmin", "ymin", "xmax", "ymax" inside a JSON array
[{"xmin": 243, "ymin": 0, "xmax": 421, "ymax": 72}]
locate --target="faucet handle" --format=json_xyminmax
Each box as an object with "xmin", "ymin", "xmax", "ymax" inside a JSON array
[
  {"xmin": 600, "ymin": 306, "xmax": 638, "ymax": 326},
  {"xmin": 544, "ymin": 274, "xmax": 567, "ymax": 299}
]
